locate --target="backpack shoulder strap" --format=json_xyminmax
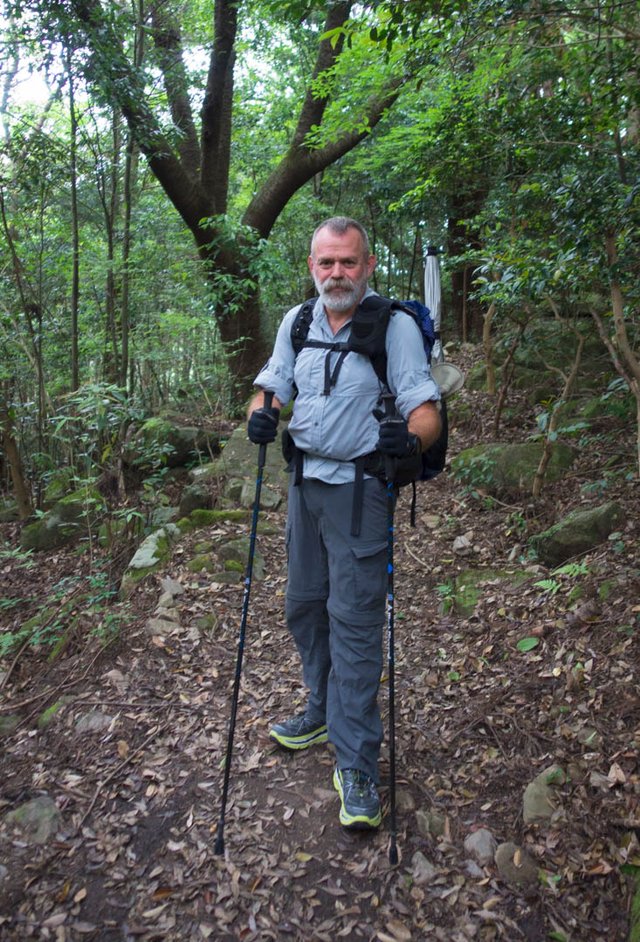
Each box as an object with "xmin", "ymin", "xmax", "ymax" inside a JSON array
[{"xmin": 290, "ymin": 298, "xmax": 317, "ymax": 355}]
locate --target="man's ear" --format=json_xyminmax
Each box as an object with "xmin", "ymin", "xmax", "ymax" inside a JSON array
[{"xmin": 367, "ymin": 254, "xmax": 377, "ymax": 277}]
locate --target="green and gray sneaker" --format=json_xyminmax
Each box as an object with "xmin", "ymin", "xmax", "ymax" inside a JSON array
[
  {"xmin": 333, "ymin": 768, "xmax": 381, "ymax": 829},
  {"xmin": 269, "ymin": 713, "xmax": 328, "ymax": 751}
]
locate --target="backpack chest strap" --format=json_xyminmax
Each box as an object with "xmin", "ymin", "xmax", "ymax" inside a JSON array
[{"xmin": 295, "ymin": 338, "xmax": 351, "ymax": 395}]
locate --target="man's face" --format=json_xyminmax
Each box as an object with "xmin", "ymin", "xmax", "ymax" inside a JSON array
[{"xmin": 308, "ymin": 227, "xmax": 377, "ymax": 315}]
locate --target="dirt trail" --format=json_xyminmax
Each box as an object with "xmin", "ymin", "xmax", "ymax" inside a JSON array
[{"xmin": 1, "ymin": 389, "xmax": 639, "ymax": 941}]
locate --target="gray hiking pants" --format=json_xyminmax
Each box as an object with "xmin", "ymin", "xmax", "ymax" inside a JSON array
[{"xmin": 285, "ymin": 476, "xmax": 388, "ymax": 783}]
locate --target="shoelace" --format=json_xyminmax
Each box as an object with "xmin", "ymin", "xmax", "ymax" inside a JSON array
[{"xmin": 347, "ymin": 770, "xmax": 373, "ymax": 797}]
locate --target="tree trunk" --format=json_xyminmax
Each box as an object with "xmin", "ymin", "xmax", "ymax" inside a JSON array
[
  {"xmin": 104, "ymin": 110, "xmax": 122, "ymax": 384},
  {"xmin": 67, "ymin": 46, "xmax": 80, "ymax": 391},
  {"xmin": 119, "ymin": 3, "xmax": 144, "ymax": 391},
  {"xmin": 483, "ymin": 299, "xmax": 497, "ymax": 396},
  {"xmin": 62, "ymin": 0, "xmax": 403, "ymax": 397},
  {"xmin": 532, "ymin": 325, "xmax": 584, "ymax": 499},
  {"xmin": 0, "ymin": 382, "xmax": 32, "ymax": 519},
  {"xmin": 447, "ymin": 190, "xmax": 486, "ymax": 341}
]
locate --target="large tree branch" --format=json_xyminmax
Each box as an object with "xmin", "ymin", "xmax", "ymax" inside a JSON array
[
  {"xmin": 149, "ymin": 1, "xmax": 201, "ymax": 177},
  {"xmin": 243, "ymin": 81, "xmax": 402, "ymax": 238},
  {"xmin": 291, "ymin": 1, "xmax": 353, "ymax": 148},
  {"xmin": 243, "ymin": 0, "xmax": 407, "ymax": 236},
  {"xmin": 200, "ymin": 0, "xmax": 238, "ymax": 213}
]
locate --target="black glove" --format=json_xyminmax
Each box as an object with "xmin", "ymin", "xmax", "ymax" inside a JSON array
[
  {"xmin": 247, "ymin": 406, "xmax": 280, "ymax": 444},
  {"xmin": 376, "ymin": 416, "xmax": 421, "ymax": 458}
]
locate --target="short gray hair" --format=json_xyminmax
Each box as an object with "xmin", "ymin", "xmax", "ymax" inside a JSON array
[{"xmin": 310, "ymin": 216, "xmax": 371, "ymax": 257}]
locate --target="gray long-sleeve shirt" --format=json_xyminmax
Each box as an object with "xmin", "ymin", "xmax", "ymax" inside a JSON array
[{"xmin": 254, "ymin": 291, "xmax": 440, "ymax": 484}]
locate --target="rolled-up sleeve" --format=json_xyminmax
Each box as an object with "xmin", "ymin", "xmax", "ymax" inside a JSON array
[
  {"xmin": 385, "ymin": 311, "xmax": 441, "ymax": 418},
  {"xmin": 253, "ymin": 307, "xmax": 299, "ymax": 407}
]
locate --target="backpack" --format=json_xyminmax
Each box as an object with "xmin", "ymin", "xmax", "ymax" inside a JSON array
[{"xmin": 290, "ymin": 294, "xmax": 449, "ymax": 487}]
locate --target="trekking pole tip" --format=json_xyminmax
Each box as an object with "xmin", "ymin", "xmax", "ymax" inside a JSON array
[
  {"xmin": 214, "ymin": 822, "xmax": 225, "ymax": 856},
  {"xmin": 389, "ymin": 842, "xmax": 398, "ymax": 866}
]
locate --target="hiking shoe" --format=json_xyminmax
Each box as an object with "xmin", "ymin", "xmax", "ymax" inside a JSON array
[
  {"xmin": 269, "ymin": 713, "xmax": 328, "ymax": 751},
  {"xmin": 333, "ymin": 768, "xmax": 381, "ymax": 829}
]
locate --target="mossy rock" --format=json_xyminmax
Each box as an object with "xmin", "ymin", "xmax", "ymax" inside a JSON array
[
  {"xmin": 20, "ymin": 486, "xmax": 106, "ymax": 552},
  {"xmin": 196, "ymin": 613, "xmax": 219, "ymax": 632},
  {"xmin": 120, "ymin": 525, "xmax": 179, "ymax": 597},
  {"xmin": 452, "ymin": 567, "xmax": 533, "ymax": 617},
  {"xmin": 188, "ymin": 460, "xmax": 224, "ymax": 484},
  {"xmin": 225, "ymin": 478, "xmax": 245, "ymax": 502},
  {"xmin": 148, "ymin": 506, "xmax": 179, "ymax": 529},
  {"xmin": 125, "ymin": 416, "xmax": 222, "ymax": 470},
  {"xmin": 218, "ymin": 537, "xmax": 265, "ymax": 580},
  {"xmin": 450, "ymin": 441, "xmax": 575, "ymax": 496},
  {"xmin": 239, "ymin": 480, "xmax": 282, "ymax": 510},
  {"xmin": 177, "ymin": 508, "xmax": 251, "ymax": 533},
  {"xmin": 257, "ymin": 522, "xmax": 278, "ymax": 536},
  {"xmin": 186, "ymin": 554, "xmax": 218, "ymax": 573},
  {"xmin": 179, "ymin": 483, "xmax": 212, "ymax": 517},
  {"xmin": 211, "ymin": 571, "xmax": 243, "ymax": 584},
  {"xmin": 224, "ymin": 559, "xmax": 244, "ymax": 573},
  {"xmin": 217, "ymin": 424, "xmax": 289, "ymax": 498},
  {"xmin": 529, "ymin": 501, "xmax": 624, "ymax": 567}
]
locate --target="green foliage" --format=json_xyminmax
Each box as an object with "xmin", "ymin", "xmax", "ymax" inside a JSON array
[
  {"xmin": 517, "ymin": 637, "xmax": 540, "ymax": 653},
  {"xmin": 0, "ymin": 565, "xmax": 127, "ymax": 658},
  {"xmin": 452, "ymin": 452, "xmax": 493, "ymax": 496},
  {"xmin": 534, "ymin": 562, "xmax": 589, "ymax": 599},
  {"xmin": 0, "ymin": 546, "xmax": 35, "ymax": 569},
  {"xmin": 435, "ymin": 580, "xmax": 455, "ymax": 614},
  {"xmin": 0, "ymin": 0, "xmax": 638, "ymax": 504}
]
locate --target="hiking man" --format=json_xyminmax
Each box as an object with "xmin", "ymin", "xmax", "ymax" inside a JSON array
[{"xmin": 247, "ymin": 216, "xmax": 441, "ymax": 829}]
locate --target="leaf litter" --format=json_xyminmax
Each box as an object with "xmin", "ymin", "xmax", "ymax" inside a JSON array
[{"xmin": 0, "ymin": 350, "xmax": 639, "ymax": 940}]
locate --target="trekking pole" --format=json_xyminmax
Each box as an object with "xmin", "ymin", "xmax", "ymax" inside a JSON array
[
  {"xmin": 214, "ymin": 390, "xmax": 274, "ymax": 856},
  {"xmin": 382, "ymin": 393, "xmax": 399, "ymax": 866}
]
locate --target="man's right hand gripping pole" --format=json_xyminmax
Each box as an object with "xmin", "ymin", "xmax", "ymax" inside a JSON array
[{"xmin": 247, "ymin": 392, "xmax": 279, "ymax": 446}]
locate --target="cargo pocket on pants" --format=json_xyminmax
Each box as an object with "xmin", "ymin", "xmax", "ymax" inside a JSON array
[{"xmin": 345, "ymin": 539, "xmax": 387, "ymax": 624}]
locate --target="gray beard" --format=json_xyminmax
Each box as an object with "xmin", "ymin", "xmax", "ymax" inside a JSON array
[{"xmin": 315, "ymin": 275, "xmax": 367, "ymax": 313}]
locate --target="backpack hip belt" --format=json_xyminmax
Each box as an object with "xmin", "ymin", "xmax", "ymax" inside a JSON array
[{"xmin": 281, "ymin": 428, "xmax": 421, "ymax": 536}]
